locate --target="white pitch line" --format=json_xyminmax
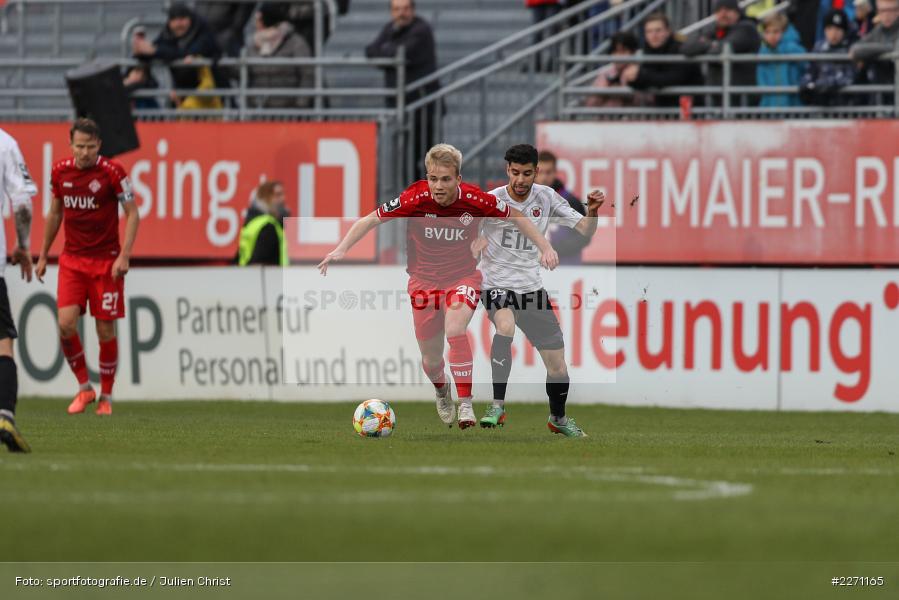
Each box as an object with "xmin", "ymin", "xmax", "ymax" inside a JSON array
[{"xmin": 0, "ymin": 460, "xmax": 753, "ymax": 502}]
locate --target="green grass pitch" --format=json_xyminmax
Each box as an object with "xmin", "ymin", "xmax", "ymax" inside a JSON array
[{"xmin": 1, "ymin": 398, "xmax": 897, "ymax": 599}]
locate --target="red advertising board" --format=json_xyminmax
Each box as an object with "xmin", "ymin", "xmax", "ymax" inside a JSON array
[
  {"xmin": 1, "ymin": 122, "xmax": 378, "ymax": 261},
  {"xmin": 537, "ymin": 120, "xmax": 899, "ymax": 264}
]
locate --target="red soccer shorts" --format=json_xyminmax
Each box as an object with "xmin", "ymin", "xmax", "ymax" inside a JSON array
[
  {"xmin": 407, "ymin": 271, "xmax": 482, "ymax": 341},
  {"xmin": 57, "ymin": 254, "xmax": 125, "ymax": 320}
]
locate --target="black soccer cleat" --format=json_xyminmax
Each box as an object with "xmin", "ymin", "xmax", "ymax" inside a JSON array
[{"xmin": 0, "ymin": 416, "xmax": 31, "ymax": 453}]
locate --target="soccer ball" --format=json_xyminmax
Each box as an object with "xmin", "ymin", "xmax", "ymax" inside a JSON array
[{"xmin": 353, "ymin": 399, "xmax": 396, "ymax": 438}]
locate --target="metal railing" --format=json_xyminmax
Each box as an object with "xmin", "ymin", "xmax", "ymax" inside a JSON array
[{"xmin": 560, "ymin": 50, "xmax": 899, "ymax": 120}]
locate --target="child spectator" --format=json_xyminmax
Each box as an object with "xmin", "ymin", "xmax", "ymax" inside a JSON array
[
  {"xmin": 757, "ymin": 12, "xmax": 807, "ymax": 107},
  {"xmin": 800, "ymin": 9, "xmax": 857, "ymax": 105}
]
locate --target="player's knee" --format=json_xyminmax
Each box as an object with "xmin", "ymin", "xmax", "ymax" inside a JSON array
[
  {"xmin": 58, "ymin": 320, "xmax": 77, "ymax": 338},
  {"xmin": 95, "ymin": 321, "xmax": 116, "ymax": 342},
  {"xmin": 547, "ymin": 363, "xmax": 568, "ymax": 379},
  {"xmin": 493, "ymin": 310, "xmax": 515, "ymax": 337}
]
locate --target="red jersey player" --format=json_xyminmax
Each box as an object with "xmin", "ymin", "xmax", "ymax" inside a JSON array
[
  {"xmin": 318, "ymin": 144, "xmax": 558, "ymax": 428},
  {"xmin": 35, "ymin": 118, "xmax": 141, "ymax": 416}
]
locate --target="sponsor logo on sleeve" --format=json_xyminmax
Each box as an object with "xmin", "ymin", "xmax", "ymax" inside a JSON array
[{"xmin": 382, "ymin": 196, "xmax": 402, "ymax": 213}]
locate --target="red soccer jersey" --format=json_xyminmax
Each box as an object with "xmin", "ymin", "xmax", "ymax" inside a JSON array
[
  {"xmin": 50, "ymin": 156, "xmax": 133, "ymax": 259},
  {"xmin": 377, "ymin": 180, "xmax": 511, "ymax": 284}
]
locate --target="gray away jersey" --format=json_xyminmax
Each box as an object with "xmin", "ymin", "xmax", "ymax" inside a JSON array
[{"xmin": 479, "ymin": 183, "xmax": 583, "ymax": 293}]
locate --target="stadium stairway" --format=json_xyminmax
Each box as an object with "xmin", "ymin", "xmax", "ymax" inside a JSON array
[
  {"xmin": 326, "ymin": 0, "xmax": 546, "ymax": 181},
  {"xmin": 0, "ymin": 1, "xmax": 163, "ymax": 114}
]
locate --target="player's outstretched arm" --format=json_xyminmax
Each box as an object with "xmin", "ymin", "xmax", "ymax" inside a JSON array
[
  {"xmin": 317, "ymin": 210, "xmax": 381, "ymax": 276},
  {"xmin": 112, "ymin": 201, "xmax": 140, "ymax": 279},
  {"xmin": 507, "ymin": 207, "xmax": 559, "ymax": 270},
  {"xmin": 35, "ymin": 195, "xmax": 63, "ymax": 283},
  {"xmin": 574, "ymin": 190, "xmax": 604, "ymax": 239}
]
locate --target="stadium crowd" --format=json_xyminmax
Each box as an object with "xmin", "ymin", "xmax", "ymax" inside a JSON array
[{"xmin": 118, "ymin": 0, "xmax": 898, "ymax": 112}]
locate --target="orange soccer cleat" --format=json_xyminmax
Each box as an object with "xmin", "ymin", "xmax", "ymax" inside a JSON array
[
  {"xmin": 67, "ymin": 389, "xmax": 96, "ymax": 414},
  {"xmin": 95, "ymin": 399, "xmax": 112, "ymax": 416}
]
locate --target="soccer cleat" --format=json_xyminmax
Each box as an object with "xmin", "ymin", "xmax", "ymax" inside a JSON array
[
  {"xmin": 547, "ymin": 416, "xmax": 588, "ymax": 438},
  {"xmin": 95, "ymin": 399, "xmax": 112, "ymax": 416},
  {"xmin": 0, "ymin": 416, "xmax": 31, "ymax": 453},
  {"xmin": 435, "ymin": 381, "xmax": 455, "ymax": 426},
  {"xmin": 67, "ymin": 388, "xmax": 96, "ymax": 414},
  {"xmin": 480, "ymin": 405, "xmax": 506, "ymax": 428},
  {"xmin": 457, "ymin": 402, "xmax": 476, "ymax": 429}
]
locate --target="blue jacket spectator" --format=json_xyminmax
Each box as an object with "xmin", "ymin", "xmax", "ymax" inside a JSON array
[
  {"xmin": 757, "ymin": 15, "xmax": 806, "ymax": 107},
  {"xmin": 799, "ymin": 10, "xmax": 856, "ymax": 105}
]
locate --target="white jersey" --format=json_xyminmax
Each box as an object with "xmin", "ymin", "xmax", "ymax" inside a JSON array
[
  {"xmin": 0, "ymin": 128, "xmax": 36, "ymax": 276},
  {"xmin": 479, "ymin": 183, "xmax": 583, "ymax": 293}
]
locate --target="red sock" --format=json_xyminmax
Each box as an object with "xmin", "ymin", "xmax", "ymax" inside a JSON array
[
  {"xmin": 99, "ymin": 338, "xmax": 118, "ymax": 397},
  {"xmin": 447, "ymin": 334, "xmax": 473, "ymax": 399},
  {"xmin": 60, "ymin": 334, "xmax": 88, "ymax": 386},
  {"xmin": 422, "ymin": 359, "xmax": 446, "ymax": 390}
]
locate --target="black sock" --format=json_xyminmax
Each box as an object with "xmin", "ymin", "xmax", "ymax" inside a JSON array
[
  {"xmin": 0, "ymin": 355, "xmax": 18, "ymax": 415},
  {"xmin": 491, "ymin": 334, "xmax": 513, "ymax": 401},
  {"xmin": 546, "ymin": 374, "xmax": 570, "ymax": 418}
]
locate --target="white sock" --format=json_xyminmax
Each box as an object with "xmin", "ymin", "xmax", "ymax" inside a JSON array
[
  {"xmin": 79, "ymin": 382, "xmax": 92, "ymax": 392},
  {"xmin": 100, "ymin": 394, "xmax": 112, "ymax": 403},
  {"xmin": 0, "ymin": 409, "xmax": 14, "ymax": 421},
  {"xmin": 550, "ymin": 415, "xmax": 568, "ymax": 425},
  {"xmin": 459, "ymin": 397, "xmax": 473, "ymax": 407},
  {"xmin": 492, "ymin": 400, "xmax": 504, "ymax": 409}
]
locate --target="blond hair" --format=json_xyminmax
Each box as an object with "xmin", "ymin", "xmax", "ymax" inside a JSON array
[
  {"xmin": 761, "ymin": 12, "xmax": 788, "ymax": 32},
  {"xmin": 425, "ymin": 143, "xmax": 463, "ymax": 175}
]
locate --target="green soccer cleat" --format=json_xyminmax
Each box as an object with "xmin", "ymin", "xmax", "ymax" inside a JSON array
[
  {"xmin": 0, "ymin": 416, "xmax": 32, "ymax": 453},
  {"xmin": 480, "ymin": 405, "xmax": 506, "ymax": 428},
  {"xmin": 547, "ymin": 416, "xmax": 588, "ymax": 438}
]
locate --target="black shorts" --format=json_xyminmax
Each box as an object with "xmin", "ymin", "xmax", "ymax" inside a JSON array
[
  {"xmin": 481, "ymin": 288, "xmax": 564, "ymax": 350},
  {"xmin": 0, "ymin": 279, "xmax": 17, "ymax": 340}
]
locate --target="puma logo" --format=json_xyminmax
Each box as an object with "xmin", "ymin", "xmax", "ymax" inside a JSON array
[{"xmin": 492, "ymin": 358, "xmax": 507, "ymax": 367}]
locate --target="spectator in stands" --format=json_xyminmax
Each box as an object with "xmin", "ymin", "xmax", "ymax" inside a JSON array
[
  {"xmin": 194, "ymin": 1, "xmax": 255, "ymax": 57},
  {"xmin": 853, "ymin": 0, "xmax": 877, "ymax": 37},
  {"xmin": 799, "ymin": 9, "xmax": 857, "ymax": 105},
  {"xmin": 366, "ymin": 0, "xmax": 440, "ymax": 178},
  {"xmin": 536, "ymin": 150, "xmax": 588, "ymax": 265},
  {"xmin": 624, "ymin": 12, "xmax": 704, "ymax": 108},
  {"xmin": 526, "ymin": 0, "xmax": 563, "ymax": 71},
  {"xmin": 246, "ymin": 3, "xmax": 313, "ymax": 109},
  {"xmin": 585, "ymin": 31, "xmax": 646, "ymax": 108},
  {"xmin": 757, "ymin": 12, "xmax": 806, "ymax": 107},
  {"xmin": 851, "ymin": 0, "xmax": 899, "ymax": 101},
  {"xmin": 131, "ymin": 2, "xmax": 223, "ymax": 110},
  {"xmin": 237, "ymin": 180, "xmax": 289, "ymax": 267},
  {"xmin": 789, "ymin": 1, "xmax": 857, "ymax": 50},
  {"xmin": 682, "ymin": 0, "xmax": 762, "ymax": 107}
]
